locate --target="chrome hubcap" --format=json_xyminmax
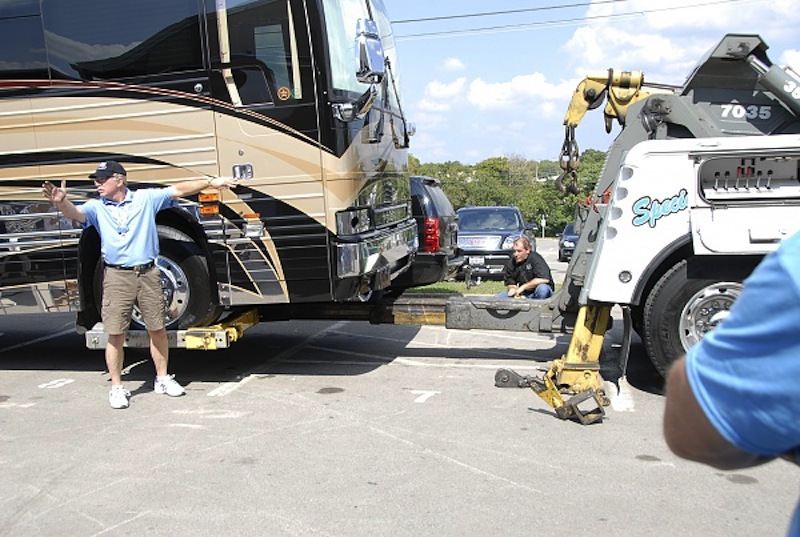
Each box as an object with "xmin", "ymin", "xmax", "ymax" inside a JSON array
[
  {"xmin": 131, "ymin": 256, "xmax": 190, "ymax": 327},
  {"xmin": 679, "ymin": 282, "xmax": 742, "ymax": 351}
]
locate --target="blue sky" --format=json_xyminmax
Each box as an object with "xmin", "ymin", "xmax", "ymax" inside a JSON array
[{"xmin": 386, "ymin": 0, "xmax": 800, "ymax": 165}]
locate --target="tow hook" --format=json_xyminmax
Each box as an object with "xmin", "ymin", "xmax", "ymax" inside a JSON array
[{"xmin": 495, "ymin": 367, "xmax": 607, "ymax": 425}]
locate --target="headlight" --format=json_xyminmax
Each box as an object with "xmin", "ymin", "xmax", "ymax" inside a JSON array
[
  {"xmin": 501, "ymin": 236, "xmax": 517, "ymax": 249},
  {"xmin": 563, "ymin": 240, "xmax": 575, "ymax": 248}
]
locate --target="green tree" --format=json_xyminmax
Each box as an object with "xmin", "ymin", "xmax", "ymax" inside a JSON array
[
  {"xmin": 408, "ymin": 151, "xmax": 607, "ymax": 236},
  {"xmin": 537, "ymin": 159, "xmax": 561, "ymax": 179},
  {"xmin": 576, "ymin": 149, "xmax": 606, "ymax": 196},
  {"xmin": 409, "ymin": 155, "xmax": 472, "ymax": 206}
]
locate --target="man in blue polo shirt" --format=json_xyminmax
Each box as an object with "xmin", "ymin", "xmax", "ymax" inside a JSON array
[
  {"xmin": 664, "ymin": 232, "xmax": 800, "ymax": 536},
  {"xmin": 43, "ymin": 161, "xmax": 238, "ymax": 409}
]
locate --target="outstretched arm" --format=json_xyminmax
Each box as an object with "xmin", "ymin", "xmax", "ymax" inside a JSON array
[
  {"xmin": 171, "ymin": 177, "xmax": 239, "ymax": 198},
  {"xmin": 42, "ymin": 180, "xmax": 86, "ymax": 223}
]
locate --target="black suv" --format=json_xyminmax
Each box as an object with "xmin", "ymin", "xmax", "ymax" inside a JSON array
[
  {"xmin": 390, "ymin": 176, "xmax": 462, "ymax": 292},
  {"xmin": 456, "ymin": 206, "xmax": 537, "ymax": 279},
  {"xmin": 558, "ymin": 222, "xmax": 579, "ymax": 262}
]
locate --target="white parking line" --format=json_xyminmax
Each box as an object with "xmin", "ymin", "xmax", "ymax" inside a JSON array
[
  {"xmin": 410, "ymin": 390, "xmax": 439, "ymax": 403},
  {"xmin": 38, "ymin": 379, "xmax": 75, "ymax": 389},
  {"xmin": 0, "ymin": 402, "xmax": 36, "ymax": 409}
]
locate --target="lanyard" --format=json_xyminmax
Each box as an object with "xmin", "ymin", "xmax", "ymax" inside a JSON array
[{"xmin": 110, "ymin": 202, "xmax": 130, "ymax": 235}]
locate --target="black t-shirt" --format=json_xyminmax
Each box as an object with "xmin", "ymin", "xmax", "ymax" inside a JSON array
[{"xmin": 502, "ymin": 251, "xmax": 554, "ymax": 290}]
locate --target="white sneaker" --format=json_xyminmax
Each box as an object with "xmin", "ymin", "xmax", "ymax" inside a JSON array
[
  {"xmin": 154, "ymin": 375, "xmax": 185, "ymax": 397},
  {"xmin": 109, "ymin": 386, "xmax": 130, "ymax": 409}
]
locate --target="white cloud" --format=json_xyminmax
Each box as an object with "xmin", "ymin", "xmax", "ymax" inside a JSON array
[
  {"xmin": 427, "ymin": 77, "xmax": 467, "ymax": 99},
  {"xmin": 540, "ymin": 101, "xmax": 559, "ymax": 120},
  {"xmin": 410, "ymin": 111, "xmax": 446, "ymax": 129},
  {"xmin": 585, "ymin": 0, "xmax": 754, "ymax": 31},
  {"xmin": 565, "ymin": 26, "xmax": 704, "ymax": 85},
  {"xmin": 442, "ymin": 58, "xmax": 466, "ymax": 71},
  {"xmin": 415, "ymin": 77, "xmax": 467, "ymax": 112},
  {"xmin": 467, "ymin": 72, "xmax": 564, "ymax": 110},
  {"xmin": 567, "ymin": 0, "xmax": 800, "ymax": 85},
  {"xmin": 417, "ymin": 98, "xmax": 450, "ymax": 113},
  {"xmin": 395, "ymin": 0, "xmax": 800, "ymax": 165},
  {"xmin": 780, "ymin": 50, "xmax": 800, "ymax": 71}
]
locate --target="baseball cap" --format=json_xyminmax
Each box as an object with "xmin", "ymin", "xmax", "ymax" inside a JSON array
[{"xmin": 89, "ymin": 161, "xmax": 126, "ymax": 179}]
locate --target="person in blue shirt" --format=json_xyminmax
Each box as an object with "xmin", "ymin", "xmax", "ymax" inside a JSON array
[
  {"xmin": 663, "ymin": 232, "xmax": 800, "ymax": 536},
  {"xmin": 42, "ymin": 161, "xmax": 238, "ymax": 409}
]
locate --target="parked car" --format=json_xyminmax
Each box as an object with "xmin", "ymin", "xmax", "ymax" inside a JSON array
[
  {"xmin": 558, "ymin": 222, "xmax": 579, "ymax": 262},
  {"xmin": 456, "ymin": 206, "xmax": 537, "ymax": 279},
  {"xmin": 389, "ymin": 176, "xmax": 462, "ymax": 293}
]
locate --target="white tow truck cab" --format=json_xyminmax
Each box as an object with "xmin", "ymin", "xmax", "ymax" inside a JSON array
[
  {"xmin": 585, "ymin": 135, "xmax": 800, "ymax": 373},
  {"xmin": 457, "ymin": 34, "xmax": 800, "ymax": 419}
]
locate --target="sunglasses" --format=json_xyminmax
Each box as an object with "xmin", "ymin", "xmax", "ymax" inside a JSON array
[{"xmin": 92, "ymin": 174, "xmax": 119, "ymax": 184}]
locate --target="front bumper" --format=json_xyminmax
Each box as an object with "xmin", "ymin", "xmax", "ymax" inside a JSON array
[
  {"xmin": 391, "ymin": 252, "xmax": 464, "ymax": 288},
  {"xmin": 335, "ymin": 220, "xmax": 418, "ymax": 281},
  {"xmin": 459, "ymin": 252, "xmax": 510, "ymax": 277}
]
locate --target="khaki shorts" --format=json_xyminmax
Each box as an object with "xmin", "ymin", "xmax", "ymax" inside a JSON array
[{"xmin": 101, "ymin": 265, "xmax": 165, "ymax": 334}]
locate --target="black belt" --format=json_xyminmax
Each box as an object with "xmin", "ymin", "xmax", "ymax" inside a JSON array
[{"xmin": 105, "ymin": 261, "xmax": 155, "ymax": 274}]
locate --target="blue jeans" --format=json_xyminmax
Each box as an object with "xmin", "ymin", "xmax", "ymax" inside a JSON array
[{"xmin": 495, "ymin": 284, "xmax": 553, "ymax": 300}]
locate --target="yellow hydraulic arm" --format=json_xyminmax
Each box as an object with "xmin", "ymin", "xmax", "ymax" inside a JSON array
[
  {"xmin": 557, "ymin": 69, "xmax": 650, "ymax": 194},
  {"xmin": 565, "ymin": 69, "xmax": 648, "ymax": 132},
  {"xmin": 495, "ymin": 304, "xmax": 615, "ymax": 425}
]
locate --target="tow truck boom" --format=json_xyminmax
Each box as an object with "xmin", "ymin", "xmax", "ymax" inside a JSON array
[
  {"xmin": 564, "ymin": 69, "xmax": 648, "ymax": 132},
  {"xmin": 558, "ymin": 69, "xmax": 675, "ymax": 194}
]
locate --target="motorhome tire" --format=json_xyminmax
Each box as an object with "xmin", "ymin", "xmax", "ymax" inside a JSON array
[{"xmin": 94, "ymin": 226, "xmax": 222, "ymax": 330}]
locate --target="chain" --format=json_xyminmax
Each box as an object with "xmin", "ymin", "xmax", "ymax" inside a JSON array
[{"xmin": 556, "ymin": 125, "xmax": 581, "ymax": 195}]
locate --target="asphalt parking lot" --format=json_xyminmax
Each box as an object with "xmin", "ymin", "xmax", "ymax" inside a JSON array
[{"xmin": 1, "ymin": 240, "xmax": 797, "ymax": 536}]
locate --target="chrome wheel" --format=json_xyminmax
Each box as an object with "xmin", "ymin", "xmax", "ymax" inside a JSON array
[
  {"xmin": 678, "ymin": 282, "xmax": 742, "ymax": 351},
  {"xmin": 130, "ymin": 256, "xmax": 190, "ymax": 328},
  {"xmin": 643, "ymin": 258, "xmax": 745, "ymax": 377},
  {"xmin": 126, "ymin": 226, "xmax": 221, "ymax": 330}
]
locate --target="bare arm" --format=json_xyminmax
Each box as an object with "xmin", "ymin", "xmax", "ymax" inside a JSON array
[
  {"xmin": 663, "ymin": 355, "xmax": 775, "ymax": 470},
  {"xmin": 42, "ymin": 180, "xmax": 86, "ymax": 223},
  {"xmin": 512, "ymin": 277, "xmax": 550, "ymax": 296},
  {"xmin": 170, "ymin": 177, "xmax": 239, "ymax": 198}
]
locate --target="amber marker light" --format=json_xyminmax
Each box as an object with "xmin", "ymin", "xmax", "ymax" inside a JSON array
[
  {"xmin": 199, "ymin": 205, "xmax": 219, "ymax": 215},
  {"xmin": 199, "ymin": 192, "xmax": 219, "ymax": 203}
]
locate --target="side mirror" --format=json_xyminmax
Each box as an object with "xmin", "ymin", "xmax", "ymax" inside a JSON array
[{"xmin": 355, "ymin": 19, "xmax": 385, "ymax": 84}]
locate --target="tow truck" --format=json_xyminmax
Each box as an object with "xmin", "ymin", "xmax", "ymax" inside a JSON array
[
  {"xmin": 482, "ymin": 32, "xmax": 800, "ymax": 422},
  {"xmin": 86, "ymin": 34, "xmax": 800, "ymax": 424}
]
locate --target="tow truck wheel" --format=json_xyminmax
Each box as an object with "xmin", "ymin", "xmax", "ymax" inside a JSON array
[
  {"xmin": 642, "ymin": 259, "xmax": 742, "ymax": 376},
  {"xmin": 94, "ymin": 226, "xmax": 222, "ymax": 331}
]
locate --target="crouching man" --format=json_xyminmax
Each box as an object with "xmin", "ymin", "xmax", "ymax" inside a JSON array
[{"xmin": 495, "ymin": 237, "xmax": 554, "ymax": 299}]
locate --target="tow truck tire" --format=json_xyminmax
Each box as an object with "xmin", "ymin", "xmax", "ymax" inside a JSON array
[
  {"xmin": 95, "ymin": 226, "xmax": 222, "ymax": 331},
  {"xmin": 642, "ymin": 259, "xmax": 742, "ymax": 377}
]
